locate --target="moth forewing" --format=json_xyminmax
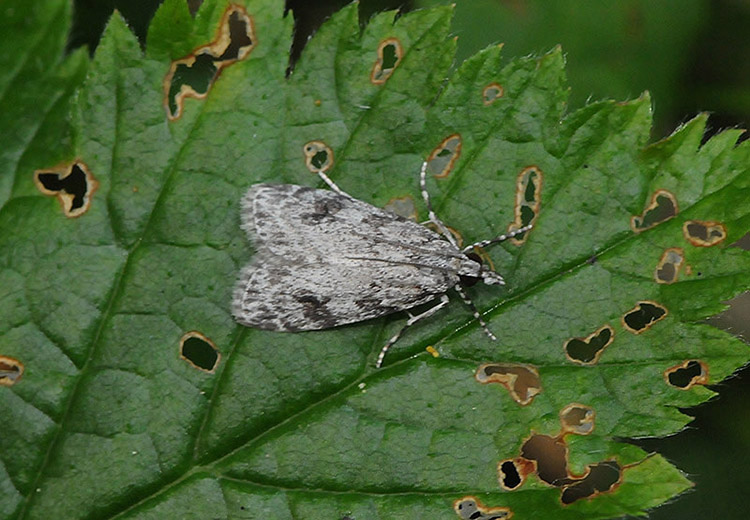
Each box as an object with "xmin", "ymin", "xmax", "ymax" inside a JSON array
[
  {"xmin": 233, "ymin": 184, "xmax": 462, "ymax": 333},
  {"xmin": 233, "ymin": 163, "xmax": 530, "ymax": 367}
]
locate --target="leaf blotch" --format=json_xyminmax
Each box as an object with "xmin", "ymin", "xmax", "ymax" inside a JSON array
[
  {"xmin": 475, "ymin": 363, "xmax": 541, "ymax": 406},
  {"xmin": 564, "ymin": 325, "xmax": 614, "ymax": 365},
  {"xmin": 631, "ymin": 189, "xmax": 678, "ymax": 233},
  {"xmin": 521, "ymin": 434, "xmax": 569, "ymax": 485},
  {"xmin": 370, "ymin": 37, "xmax": 403, "ymax": 85},
  {"xmin": 482, "ymin": 82, "xmax": 504, "ymax": 105},
  {"xmin": 499, "ymin": 405, "xmax": 624, "ymax": 504},
  {"xmin": 179, "ymin": 331, "xmax": 220, "ymax": 372},
  {"xmin": 622, "ymin": 301, "xmax": 667, "ymax": 334},
  {"xmin": 559, "ymin": 403, "xmax": 596, "ymax": 435},
  {"xmin": 303, "ymin": 141, "xmax": 334, "ymax": 173},
  {"xmin": 164, "ymin": 5, "xmax": 256, "ymax": 120},
  {"xmin": 0, "ymin": 355, "xmax": 24, "ymax": 386},
  {"xmin": 384, "ymin": 195, "xmax": 417, "ymax": 220},
  {"xmin": 508, "ymin": 166, "xmax": 542, "ymax": 245},
  {"xmin": 655, "ymin": 247, "xmax": 685, "ymax": 284},
  {"xmin": 683, "ymin": 220, "xmax": 727, "ymax": 247},
  {"xmin": 34, "ymin": 161, "xmax": 98, "ymax": 218},
  {"xmin": 560, "ymin": 460, "xmax": 622, "ymax": 505},
  {"xmin": 664, "ymin": 359, "xmax": 709, "ymax": 389},
  {"xmin": 453, "ymin": 496, "xmax": 512, "ymax": 520},
  {"xmin": 427, "ymin": 134, "xmax": 462, "ymax": 178}
]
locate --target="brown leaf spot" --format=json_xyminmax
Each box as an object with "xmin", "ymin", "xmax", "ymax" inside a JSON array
[
  {"xmin": 475, "ymin": 363, "xmax": 541, "ymax": 406},
  {"xmin": 521, "ymin": 434, "xmax": 570, "ymax": 486},
  {"xmin": 164, "ymin": 4, "xmax": 256, "ymax": 120},
  {"xmin": 559, "ymin": 403, "xmax": 595, "ymax": 435},
  {"xmin": 179, "ymin": 331, "xmax": 220, "ymax": 372},
  {"xmin": 453, "ymin": 496, "xmax": 513, "ymax": 520},
  {"xmin": 560, "ymin": 460, "xmax": 621, "ymax": 505},
  {"xmin": 482, "ymin": 82, "xmax": 505, "ymax": 105},
  {"xmin": 564, "ymin": 325, "xmax": 614, "ymax": 365},
  {"xmin": 664, "ymin": 359, "xmax": 709, "ymax": 389},
  {"xmin": 34, "ymin": 161, "xmax": 98, "ymax": 218},
  {"xmin": 0, "ymin": 356, "xmax": 24, "ymax": 386},
  {"xmin": 370, "ymin": 37, "xmax": 403, "ymax": 85},
  {"xmin": 508, "ymin": 166, "xmax": 542, "ymax": 245},
  {"xmin": 303, "ymin": 141, "xmax": 334, "ymax": 173},
  {"xmin": 683, "ymin": 220, "xmax": 727, "ymax": 247},
  {"xmin": 631, "ymin": 189, "xmax": 678, "ymax": 233},
  {"xmin": 427, "ymin": 134, "xmax": 462, "ymax": 178},
  {"xmin": 383, "ymin": 195, "xmax": 417, "ymax": 221},
  {"xmin": 654, "ymin": 247, "xmax": 685, "ymax": 284},
  {"xmin": 622, "ymin": 300, "xmax": 667, "ymax": 334}
]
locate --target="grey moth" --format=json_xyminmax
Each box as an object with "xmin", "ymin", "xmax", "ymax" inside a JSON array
[{"xmin": 232, "ymin": 163, "xmax": 530, "ymax": 367}]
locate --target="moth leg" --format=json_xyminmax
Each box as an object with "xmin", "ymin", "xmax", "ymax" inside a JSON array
[
  {"xmin": 316, "ymin": 169, "xmax": 353, "ymax": 199},
  {"xmin": 420, "ymin": 161, "xmax": 458, "ymax": 248},
  {"xmin": 453, "ymin": 284, "xmax": 497, "ymax": 341},
  {"xmin": 376, "ymin": 294, "xmax": 450, "ymax": 368},
  {"xmin": 462, "ymin": 224, "xmax": 533, "ymax": 253}
]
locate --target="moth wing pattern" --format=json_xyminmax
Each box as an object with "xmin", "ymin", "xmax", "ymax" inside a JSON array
[
  {"xmin": 233, "ymin": 184, "xmax": 466, "ymax": 331},
  {"xmin": 242, "ymin": 184, "xmax": 463, "ymax": 261}
]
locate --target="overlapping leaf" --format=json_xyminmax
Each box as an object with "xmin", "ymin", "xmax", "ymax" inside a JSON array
[{"xmin": 1, "ymin": 0, "xmax": 749, "ymax": 519}]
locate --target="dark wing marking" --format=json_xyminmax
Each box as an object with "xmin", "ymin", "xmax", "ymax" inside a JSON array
[{"xmin": 232, "ymin": 254, "xmax": 457, "ymax": 331}]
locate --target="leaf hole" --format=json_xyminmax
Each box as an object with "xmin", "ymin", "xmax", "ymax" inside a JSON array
[
  {"xmin": 520, "ymin": 434, "xmax": 571, "ymax": 486},
  {"xmin": 303, "ymin": 141, "xmax": 334, "ymax": 173},
  {"xmin": 664, "ymin": 359, "xmax": 709, "ymax": 389},
  {"xmin": 682, "ymin": 220, "xmax": 727, "ymax": 247},
  {"xmin": 560, "ymin": 461, "xmax": 621, "ymax": 505},
  {"xmin": 0, "ymin": 356, "xmax": 24, "ymax": 386},
  {"xmin": 654, "ymin": 247, "xmax": 685, "ymax": 284},
  {"xmin": 164, "ymin": 5, "xmax": 256, "ymax": 120},
  {"xmin": 631, "ymin": 189, "xmax": 678, "ymax": 233},
  {"xmin": 508, "ymin": 166, "xmax": 543, "ymax": 245},
  {"xmin": 34, "ymin": 161, "xmax": 98, "ymax": 218},
  {"xmin": 179, "ymin": 331, "xmax": 220, "ymax": 372},
  {"xmin": 475, "ymin": 363, "xmax": 541, "ymax": 406},
  {"xmin": 427, "ymin": 134, "xmax": 462, "ymax": 178},
  {"xmin": 453, "ymin": 496, "xmax": 512, "ymax": 520},
  {"xmin": 497, "ymin": 459, "xmax": 529, "ymax": 490},
  {"xmin": 564, "ymin": 325, "xmax": 614, "ymax": 365},
  {"xmin": 559, "ymin": 403, "xmax": 595, "ymax": 435},
  {"xmin": 482, "ymin": 82, "xmax": 504, "ymax": 105},
  {"xmin": 370, "ymin": 37, "xmax": 403, "ymax": 85},
  {"xmin": 622, "ymin": 301, "xmax": 667, "ymax": 334}
]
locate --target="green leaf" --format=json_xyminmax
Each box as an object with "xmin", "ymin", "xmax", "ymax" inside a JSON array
[{"xmin": 1, "ymin": 0, "xmax": 748, "ymax": 519}]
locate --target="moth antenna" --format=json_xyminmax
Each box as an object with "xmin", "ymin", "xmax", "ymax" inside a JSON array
[
  {"xmin": 454, "ymin": 284, "xmax": 497, "ymax": 341},
  {"xmin": 376, "ymin": 294, "xmax": 449, "ymax": 368},
  {"xmin": 316, "ymin": 169, "xmax": 353, "ymax": 199},
  {"xmin": 462, "ymin": 224, "xmax": 533, "ymax": 253},
  {"xmin": 420, "ymin": 161, "xmax": 458, "ymax": 248}
]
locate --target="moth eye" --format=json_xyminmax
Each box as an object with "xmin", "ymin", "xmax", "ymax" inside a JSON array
[
  {"xmin": 465, "ymin": 252, "xmax": 482, "ymax": 265},
  {"xmin": 460, "ymin": 252, "xmax": 483, "ymax": 287}
]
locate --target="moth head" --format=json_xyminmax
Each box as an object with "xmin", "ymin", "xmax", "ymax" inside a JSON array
[{"xmin": 460, "ymin": 252, "xmax": 506, "ymax": 287}]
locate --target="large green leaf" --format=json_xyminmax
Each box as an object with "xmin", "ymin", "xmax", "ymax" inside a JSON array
[{"xmin": 1, "ymin": 0, "xmax": 749, "ymax": 519}]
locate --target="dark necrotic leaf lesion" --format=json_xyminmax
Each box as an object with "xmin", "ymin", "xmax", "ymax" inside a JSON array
[
  {"xmin": 622, "ymin": 301, "xmax": 667, "ymax": 333},
  {"xmin": 34, "ymin": 161, "xmax": 98, "ymax": 217},
  {"xmin": 164, "ymin": 5, "xmax": 256, "ymax": 119}
]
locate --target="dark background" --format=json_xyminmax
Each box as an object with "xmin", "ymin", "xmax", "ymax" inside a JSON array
[{"xmin": 66, "ymin": 1, "xmax": 750, "ymax": 518}]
